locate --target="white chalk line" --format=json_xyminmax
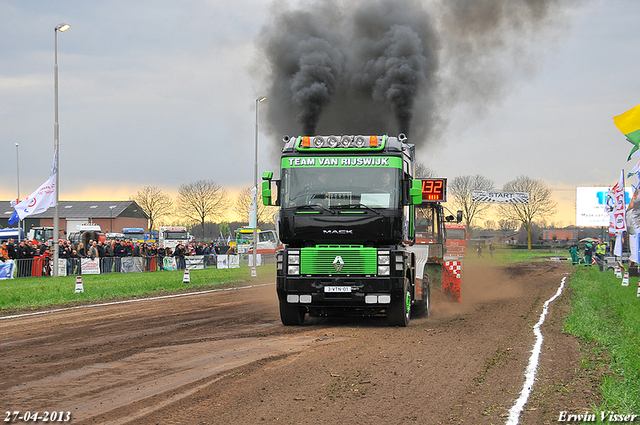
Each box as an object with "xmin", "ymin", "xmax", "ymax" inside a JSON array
[
  {"xmin": 0, "ymin": 282, "xmax": 274, "ymax": 321},
  {"xmin": 505, "ymin": 275, "xmax": 567, "ymax": 425}
]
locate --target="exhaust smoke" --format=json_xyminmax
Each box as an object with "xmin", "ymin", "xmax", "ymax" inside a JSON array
[{"xmin": 257, "ymin": 0, "xmax": 579, "ymax": 146}]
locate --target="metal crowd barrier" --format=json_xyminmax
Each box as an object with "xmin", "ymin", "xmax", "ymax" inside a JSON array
[{"xmin": 5, "ymin": 252, "xmax": 276, "ymax": 278}]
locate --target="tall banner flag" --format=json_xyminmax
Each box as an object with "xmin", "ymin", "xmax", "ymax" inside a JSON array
[
  {"xmin": 628, "ymin": 159, "xmax": 640, "ymax": 180},
  {"xmin": 607, "ymin": 170, "xmax": 627, "ymax": 234},
  {"xmin": 613, "ymin": 104, "xmax": 640, "ymax": 161},
  {"xmin": 12, "ymin": 149, "xmax": 57, "ymax": 221},
  {"xmin": 630, "ymin": 234, "xmax": 640, "ymax": 264},
  {"xmin": 626, "ymin": 185, "xmax": 640, "ymax": 234}
]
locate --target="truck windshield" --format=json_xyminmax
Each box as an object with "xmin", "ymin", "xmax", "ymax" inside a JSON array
[
  {"xmin": 446, "ymin": 229, "xmax": 466, "ymax": 240},
  {"xmin": 281, "ymin": 167, "xmax": 401, "ymax": 209},
  {"xmin": 164, "ymin": 231, "xmax": 188, "ymax": 239},
  {"xmin": 124, "ymin": 232, "xmax": 144, "ymax": 240},
  {"xmin": 237, "ymin": 232, "xmax": 255, "ymax": 244}
]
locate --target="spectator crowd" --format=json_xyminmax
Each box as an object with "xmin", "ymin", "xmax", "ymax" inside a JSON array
[{"xmin": 0, "ymin": 237, "xmax": 237, "ymax": 278}]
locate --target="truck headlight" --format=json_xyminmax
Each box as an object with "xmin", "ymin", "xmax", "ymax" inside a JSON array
[
  {"xmin": 378, "ymin": 265, "xmax": 390, "ymax": 276},
  {"xmin": 288, "ymin": 265, "xmax": 300, "ymax": 275},
  {"xmin": 378, "ymin": 251, "xmax": 390, "ymax": 265},
  {"xmin": 378, "ymin": 251, "xmax": 390, "ymax": 275},
  {"xmin": 288, "ymin": 254, "xmax": 300, "ymax": 265}
]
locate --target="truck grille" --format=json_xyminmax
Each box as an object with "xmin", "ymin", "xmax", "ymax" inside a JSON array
[{"xmin": 300, "ymin": 245, "xmax": 377, "ymax": 275}]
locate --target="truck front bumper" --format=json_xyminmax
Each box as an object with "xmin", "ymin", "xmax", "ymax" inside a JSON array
[{"xmin": 276, "ymin": 275, "xmax": 406, "ymax": 311}]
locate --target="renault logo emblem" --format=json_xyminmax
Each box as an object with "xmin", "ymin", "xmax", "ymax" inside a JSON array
[{"xmin": 333, "ymin": 256, "xmax": 344, "ymax": 271}]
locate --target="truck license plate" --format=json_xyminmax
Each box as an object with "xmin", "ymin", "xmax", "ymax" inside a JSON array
[{"xmin": 324, "ymin": 286, "xmax": 352, "ymax": 293}]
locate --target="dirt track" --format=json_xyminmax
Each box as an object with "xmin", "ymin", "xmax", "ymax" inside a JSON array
[{"xmin": 0, "ymin": 261, "xmax": 601, "ymax": 424}]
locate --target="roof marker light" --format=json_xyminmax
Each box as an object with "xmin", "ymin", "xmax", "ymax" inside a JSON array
[
  {"xmin": 301, "ymin": 136, "xmax": 310, "ymax": 147},
  {"xmin": 369, "ymin": 136, "xmax": 378, "ymax": 147},
  {"xmin": 340, "ymin": 135, "xmax": 352, "ymax": 147}
]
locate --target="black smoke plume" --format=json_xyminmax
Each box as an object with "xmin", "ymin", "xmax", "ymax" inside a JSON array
[{"xmin": 257, "ymin": 0, "xmax": 579, "ymax": 146}]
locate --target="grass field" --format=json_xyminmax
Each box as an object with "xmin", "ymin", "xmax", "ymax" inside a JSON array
[
  {"xmin": 564, "ymin": 265, "xmax": 640, "ymax": 414},
  {"xmin": 465, "ymin": 244, "xmax": 560, "ymax": 266},
  {"xmin": 0, "ymin": 264, "xmax": 276, "ymax": 313}
]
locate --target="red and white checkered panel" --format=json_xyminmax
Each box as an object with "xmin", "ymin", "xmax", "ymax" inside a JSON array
[
  {"xmin": 442, "ymin": 260, "xmax": 462, "ymax": 303},
  {"xmin": 444, "ymin": 260, "xmax": 461, "ymax": 278}
]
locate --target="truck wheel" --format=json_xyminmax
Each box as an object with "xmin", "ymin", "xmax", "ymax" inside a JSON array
[
  {"xmin": 279, "ymin": 299, "xmax": 305, "ymax": 326},
  {"xmin": 412, "ymin": 278, "xmax": 431, "ymax": 318},
  {"xmin": 425, "ymin": 279, "xmax": 431, "ymax": 318},
  {"xmin": 388, "ymin": 278, "xmax": 411, "ymax": 327}
]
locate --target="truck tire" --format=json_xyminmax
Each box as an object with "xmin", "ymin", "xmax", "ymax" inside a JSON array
[
  {"xmin": 279, "ymin": 299, "xmax": 305, "ymax": 326},
  {"xmin": 387, "ymin": 278, "xmax": 411, "ymax": 327},
  {"xmin": 412, "ymin": 278, "xmax": 431, "ymax": 318},
  {"xmin": 425, "ymin": 279, "xmax": 431, "ymax": 318}
]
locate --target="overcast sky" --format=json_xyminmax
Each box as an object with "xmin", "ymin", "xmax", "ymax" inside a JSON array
[{"xmin": 1, "ymin": 0, "xmax": 639, "ymax": 225}]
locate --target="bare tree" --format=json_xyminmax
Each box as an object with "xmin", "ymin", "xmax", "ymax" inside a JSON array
[
  {"xmin": 498, "ymin": 175, "xmax": 557, "ymax": 249},
  {"xmin": 448, "ymin": 175, "xmax": 494, "ymax": 230},
  {"xmin": 130, "ymin": 186, "xmax": 173, "ymax": 231},
  {"xmin": 234, "ymin": 186, "xmax": 278, "ymax": 227},
  {"xmin": 498, "ymin": 219, "xmax": 519, "ymax": 231},
  {"xmin": 177, "ymin": 180, "xmax": 229, "ymax": 238},
  {"xmin": 414, "ymin": 160, "xmax": 436, "ymax": 178}
]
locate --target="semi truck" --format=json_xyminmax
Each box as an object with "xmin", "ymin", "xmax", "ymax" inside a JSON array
[
  {"xmin": 158, "ymin": 226, "xmax": 190, "ymax": 250},
  {"xmin": 233, "ymin": 226, "xmax": 280, "ymax": 254},
  {"xmin": 262, "ymin": 134, "xmax": 453, "ymax": 326},
  {"xmin": 444, "ymin": 223, "xmax": 467, "ymax": 259},
  {"xmin": 121, "ymin": 228, "xmax": 157, "ymax": 244},
  {"xmin": 67, "ymin": 223, "xmax": 106, "ymax": 246},
  {"xmin": 122, "ymin": 227, "xmax": 145, "ymax": 243},
  {"xmin": 0, "ymin": 228, "xmax": 25, "ymax": 242}
]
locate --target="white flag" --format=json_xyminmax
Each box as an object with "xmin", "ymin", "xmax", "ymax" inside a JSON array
[
  {"xmin": 608, "ymin": 170, "xmax": 627, "ymax": 234},
  {"xmin": 615, "ymin": 232, "xmax": 624, "ymax": 257},
  {"xmin": 629, "ymin": 234, "xmax": 640, "ymax": 264},
  {"xmin": 14, "ymin": 149, "xmax": 57, "ymax": 220},
  {"xmin": 249, "ymin": 186, "xmax": 257, "ymax": 228}
]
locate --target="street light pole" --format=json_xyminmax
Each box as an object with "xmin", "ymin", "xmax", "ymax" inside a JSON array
[
  {"xmin": 252, "ymin": 96, "xmax": 266, "ymax": 278},
  {"xmin": 53, "ymin": 23, "xmax": 70, "ymax": 278},
  {"xmin": 15, "ymin": 143, "xmax": 20, "ymax": 242},
  {"xmin": 109, "ymin": 205, "xmax": 116, "ymax": 233}
]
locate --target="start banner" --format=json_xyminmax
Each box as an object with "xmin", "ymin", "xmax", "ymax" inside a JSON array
[{"xmin": 472, "ymin": 190, "xmax": 530, "ymax": 204}]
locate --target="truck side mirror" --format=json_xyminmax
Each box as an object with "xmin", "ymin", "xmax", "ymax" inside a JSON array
[
  {"xmin": 262, "ymin": 171, "xmax": 273, "ymax": 206},
  {"xmin": 410, "ymin": 179, "xmax": 422, "ymax": 205},
  {"xmin": 457, "ymin": 210, "xmax": 463, "ymax": 223}
]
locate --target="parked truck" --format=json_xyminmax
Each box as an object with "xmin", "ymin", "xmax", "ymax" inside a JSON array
[
  {"xmin": 158, "ymin": 226, "xmax": 190, "ymax": 250},
  {"xmin": 67, "ymin": 223, "xmax": 106, "ymax": 246},
  {"xmin": 233, "ymin": 226, "xmax": 280, "ymax": 254},
  {"xmin": 26, "ymin": 226, "xmax": 54, "ymax": 244},
  {"xmin": 122, "ymin": 227, "xmax": 145, "ymax": 243},
  {"xmin": 262, "ymin": 134, "xmax": 454, "ymax": 326},
  {"xmin": 0, "ymin": 228, "xmax": 25, "ymax": 242}
]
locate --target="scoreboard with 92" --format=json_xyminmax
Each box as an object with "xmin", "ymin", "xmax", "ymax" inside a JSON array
[{"xmin": 420, "ymin": 178, "xmax": 447, "ymax": 202}]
